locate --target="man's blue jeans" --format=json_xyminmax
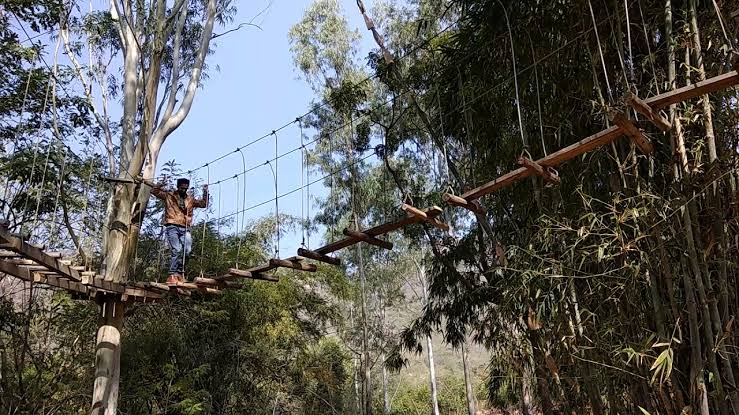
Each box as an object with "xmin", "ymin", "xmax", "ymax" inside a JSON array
[{"xmin": 166, "ymin": 224, "xmax": 192, "ymax": 275}]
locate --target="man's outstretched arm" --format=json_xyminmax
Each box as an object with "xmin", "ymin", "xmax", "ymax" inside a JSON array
[
  {"xmin": 138, "ymin": 176, "xmax": 167, "ymax": 200},
  {"xmin": 194, "ymin": 185, "xmax": 209, "ymax": 208}
]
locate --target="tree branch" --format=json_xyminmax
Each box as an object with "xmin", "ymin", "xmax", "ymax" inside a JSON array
[
  {"xmin": 211, "ymin": 22, "xmax": 262, "ymax": 39},
  {"xmin": 154, "ymin": 0, "xmax": 218, "ymax": 144}
]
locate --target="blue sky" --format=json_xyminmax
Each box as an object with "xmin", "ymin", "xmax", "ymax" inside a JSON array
[{"xmin": 157, "ymin": 0, "xmax": 378, "ymax": 258}]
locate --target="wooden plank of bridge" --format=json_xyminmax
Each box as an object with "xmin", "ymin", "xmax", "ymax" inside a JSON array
[
  {"xmin": 609, "ymin": 111, "xmax": 653, "ymax": 154},
  {"xmin": 401, "ymin": 204, "xmax": 449, "ymax": 231},
  {"xmin": 269, "ymin": 258, "xmax": 317, "ymax": 272},
  {"xmin": 194, "ymin": 277, "xmax": 244, "ymax": 289},
  {"xmin": 297, "ymin": 248, "xmax": 341, "ymax": 266},
  {"xmin": 645, "ymin": 70, "xmax": 739, "ymax": 109},
  {"xmin": 342, "ymin": 228, "xmax": 394, "ymax": 250},
  {"xmin": 517, "ymin": 157, "xmax": 561, "ymax": 185},
  {"xmin": 626, "ymin": 93, "xmax": 671, "ymax": 131},
  {"xmin": 229, "ymin": 268, "xmax": 279, "ymax": 282},
  {"xmin": 0, "ymin": 226, "xmax": 82, "ymax": 282}
]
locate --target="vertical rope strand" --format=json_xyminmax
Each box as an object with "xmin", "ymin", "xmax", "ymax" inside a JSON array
[
  {"xmin": 589, "ymin": 0, "xmax": 613, "ymax": 100},
  {"xmin": 273, "ymin": 130, "xmax": 280, "ymax": 258},
  {"xmin": 299, "ymin": 119, "xmax": 306, "ymax": 248},
  {"xmin": 199, "ymin": 164, "xmax": 210, "ymax": 269}
]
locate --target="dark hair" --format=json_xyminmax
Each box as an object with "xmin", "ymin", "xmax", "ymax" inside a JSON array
[{"xmin": 176, "ymin": 178, "xmax": 190, "ymax": 186}]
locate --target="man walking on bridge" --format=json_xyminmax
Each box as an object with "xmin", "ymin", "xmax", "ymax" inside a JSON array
[{"xmin": 149, "ymin": 178, "xmax": 208, "ymax": 284}]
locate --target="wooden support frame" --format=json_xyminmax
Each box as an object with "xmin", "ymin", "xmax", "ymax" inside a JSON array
[
  {"xmin": 342, "ymin": 228, "xmax": 394, "ymax": 250},
  {"xmin": 401, "ymin": 204, "xmax": 449, "ymax": 231},
  {"xmin": 626, "ymin": 93, "xmax": 671, "ymax": 131},
  {"xmin": 609, "ymin": 111, "xmax": 653, "ymax": 154},
  {"xmin": 517, "ymin": 157, "xmax": 561, "ymax": 185},
  {"xmin": 297, "ymin": 248, "xmax": 341, "ymax": 266}
]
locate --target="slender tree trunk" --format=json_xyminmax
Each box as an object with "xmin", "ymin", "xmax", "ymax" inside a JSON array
[
  {"xmin": 381, "ymin": 351, "xmax": 390, "ymax": 415},
  {"xmin": 682, "ymin": 205, "xmax": 729, "ymax": 415},
  {"xmin": 90, "ymin": 296, "xmax": 125, "ymax": 415},
  {"xmin": 461, "ymin": 341, "xmax": 477, "ymax": 415},
  {"xmin": 688, "ymin": 0, "xmax": 718, "ymax": 162},
  {"xmin": 521, "ymin": 360, "xmax": 534, "ymax": 415},
  {"xmin": 665, "ymin": 0, "xmax": 689, "ymax": 178},
  {"xmin": 420, "ymin": 268, "xmax": 441, "ymax": 415}
]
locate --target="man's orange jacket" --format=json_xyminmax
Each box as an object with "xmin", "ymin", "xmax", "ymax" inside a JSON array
[{"xmin": 151, "ymin": 187, "xmax": 208, "ymax": 227}]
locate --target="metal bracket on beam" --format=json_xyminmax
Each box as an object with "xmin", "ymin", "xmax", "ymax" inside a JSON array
[{"xmin": 516, "ymin": 157, "xmax": 561, "ymax": 185}]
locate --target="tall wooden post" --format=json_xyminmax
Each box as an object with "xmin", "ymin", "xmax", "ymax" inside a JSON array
[{"xmin": 90, "ymin": 295, "xmax": 126, "ymax": 415}]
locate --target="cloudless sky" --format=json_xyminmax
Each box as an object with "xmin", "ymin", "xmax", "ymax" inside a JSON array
[{"xmin": 157, "ymin": 0, "xmax": 378, "ymax": 259}]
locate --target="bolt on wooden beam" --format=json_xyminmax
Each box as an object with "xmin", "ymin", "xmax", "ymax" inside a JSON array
[
  {"xmin": 516, "ymin": 157, "xmax": 561, "ymax": 185},
  {"xmin": 609, "ymin": 111, "xmax": 654, "ymax": 154},
  {"xmin": 342, "ymin": 228, "xmax": 394, "ymax": 250}
]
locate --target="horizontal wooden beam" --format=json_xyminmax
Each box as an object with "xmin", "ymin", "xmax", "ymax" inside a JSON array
[
  {"xmin": 626, "ymin": 93, "xmax": 671, "ymax": 131},
  {"xmin": 458, "ymin": 126, "xmax": 624, "ymax": 201},
  {"xmin": 609, "ymin": 111, "xmax": 653, "ymax": 154},
  {"xmin": 342, "ymin": 228, "xmax": 394, "ymax": 250},
  {"xmin": 645, "ymin": 70, "xmax": 739, "ymax": 109},
  {"xmin": 297, "ymin": 248, "xmax": 341, "ymax": 266},
  {"xmin": 517, "ymin": 157, "xmax": 561, "ymax": 185},
  {"xmin": 314, "ymin": 206, "xmax": 440, "ymax": 255},
  {"xmin": 269, "ymin": 258, "xmax": 317, "ymax": 272}
]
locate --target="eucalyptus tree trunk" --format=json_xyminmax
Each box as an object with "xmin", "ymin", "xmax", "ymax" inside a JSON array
[
  {"xmin": 81, "ymin": 0, "xmax": 219, "ymax": 412},
  {"xmin": 90, "ymin": 297, "xmax": 124, "ymax": 415},
  {"xmin": 419, "ymin": 266, "xmax": 441, "ymax": 415},
  {"xmin": 381, "ymin": 351, "xmax": 390, "ymax": 415},
  {"xmin": 461, "ymin": 341, "xmax": 477, "ymax": 415}
]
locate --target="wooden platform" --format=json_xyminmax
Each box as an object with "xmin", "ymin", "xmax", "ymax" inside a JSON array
[{"xmin": 0, "ymin": 226, "xmax": 262, "ymax": 301}]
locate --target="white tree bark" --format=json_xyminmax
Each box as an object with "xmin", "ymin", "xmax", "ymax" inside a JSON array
[
  {"xmin": 419, "ymin": 265, "xmax": 440, "ymax": 415},
  {"xmin": 462, "ymin": 341, "xmax": 477, "ymax": 415},
  {"xmin": 90, "ymin": 297, "xmax": 125, "ymax": 415},
  {"xmin": 90, "ymin": 0, "xmax": 219, "ymax": 413}
]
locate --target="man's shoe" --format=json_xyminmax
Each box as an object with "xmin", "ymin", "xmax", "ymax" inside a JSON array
[{"xmin": 166, "ymin": 274, "xmax": 179, "ymax": 284}]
